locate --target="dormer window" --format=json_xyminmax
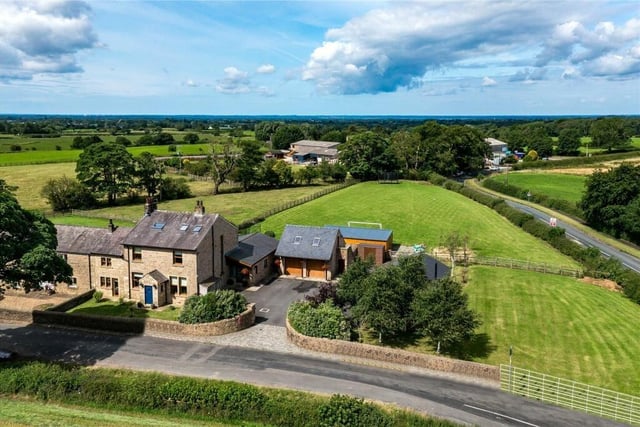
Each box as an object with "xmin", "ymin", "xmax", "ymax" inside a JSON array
[{"xmin": 294, "ymin": 235, "xmax": 302, "ymax": 244}]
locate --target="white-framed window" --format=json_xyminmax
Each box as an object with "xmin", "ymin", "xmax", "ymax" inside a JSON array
[
  {"xmin": 170, "ymin": 276, "xmax": 178, "ymax": 295},
  {"xmin": 68, "ymin": 277, "xmax": 77, "ymax": 289},
  {"xmin": 132, "ymin": 272, "xmax": 143, "ymax": 288},
  {"xmin": 179, "ymin": 277, "xmax": 187, "ymax": 294}
]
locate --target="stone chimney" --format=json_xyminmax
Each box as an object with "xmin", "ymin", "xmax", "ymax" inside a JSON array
[
  {"xmin": 144, "ymin": 197, "xmax": 157, "ymax": 216},
  {"xmin": 108, "ymin": 219, "xmax": 117, "ymax": 233},
  {"xmin": 194, "ymin": 200, "xmax": 205, "ymax": 216}
]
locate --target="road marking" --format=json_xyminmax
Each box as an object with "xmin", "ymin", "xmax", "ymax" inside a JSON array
[
  {"xmin": 259, "ymin": 308, "xmax": 270, "ymax": 313},
  {"xmin": 179, "ymin": 342, "xmax": 204, "ymax": 361},
  {"xmin": 463, "ymin": 404, "xmax": 540, "ymax": 427}
]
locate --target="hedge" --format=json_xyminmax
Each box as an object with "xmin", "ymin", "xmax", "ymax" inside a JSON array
[
  {"xmin": 511, "ymin": 150, "xmax": 640, "ymax": 171},
  {"xmin": 0, "ymin": 362, "xmax": 459, "ymax": 427}
]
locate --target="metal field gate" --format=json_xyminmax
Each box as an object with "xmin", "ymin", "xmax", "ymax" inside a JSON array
[{"xmin": 500, "ymin": 365, "xmax": 639, "ymax": 425}]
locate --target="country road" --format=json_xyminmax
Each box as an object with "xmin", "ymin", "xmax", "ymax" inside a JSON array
[{"xmin": 0, "ymin": 323, "xmax": 625, "ymax": 427}]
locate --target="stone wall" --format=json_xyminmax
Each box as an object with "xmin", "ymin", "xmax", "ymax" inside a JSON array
[
  {"xmin": 0, "ymin": 308, "xmax": 32, "ymax": 323},
  {"xmin": 32, "ymin": 303, "xmax": 256, "ymax": 337},
  {"xmin": 286, "ymin": 319, "xmax": 499, "ymax": 383}
]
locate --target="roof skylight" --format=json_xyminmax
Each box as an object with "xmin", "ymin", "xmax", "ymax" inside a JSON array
[{"xmin": 152, "ymin": 222, "xmax": 165, "ymax": 230}]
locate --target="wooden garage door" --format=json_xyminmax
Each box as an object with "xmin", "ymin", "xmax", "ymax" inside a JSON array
[
  {"xmin": 307, "ymin": 259, "xmax": 326, "ymax": 279},
  {"xmin": 285, "ymin": 258, "xmax": 303, "ymax": 276}
]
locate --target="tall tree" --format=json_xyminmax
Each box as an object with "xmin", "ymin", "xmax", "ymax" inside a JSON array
[
  {"xmin": 590, "ymin": 118, "xmax": 630, "ymax": 152},
  {"xmin": 556, "ymin": 128, "xmax": 582, "ymax": 156},
  {"xmin": 443, "ymin": 125, "xmax": 490, "ymax": 173},
  {"xmin": 411, "ymin": 278, "xmax": 480, "ymax": 353},
  {"xmin": 135, "ymin": 152, "xmax": 165, "ymax": 197},
  {"xmin": 338, "ymin": 131, "xmax": 396, "ymax": 180},
  {"xmin": 1, "ymin": 180, "xmax": 72, "ymax": 293},
  {"xmin": 231, "ymin": 139, "xmax": 264, "ymax": 191},
  {"xmin": 210, "ymin": 143, "xmax": 237, "ymax": 195},
  {"xmin": 271, "ymin": 124, "xmax": 305, "ymax": 150},
  {"xmin": 76, "ymin": 142, "xmax": 135, "ymax": 205}
]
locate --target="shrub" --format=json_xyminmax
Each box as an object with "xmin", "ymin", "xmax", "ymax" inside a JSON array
[
  {"xmin": 179, "ymin": 290, "xmax": 247, "ymax": 324},
  {"xmin": 93, "ymin": 291, "xmax": 103, "ymax": 302},
  {"xmin": 318, "ymin": 394, "xmax": 391, "ymax": 427},
  {"xmin": 159, "ymin": 177, "xmax": 192, "ymax": 200},
  {"xmin": 288, "ymin": 300, "xmax": 350, "ymax": 340},
  {"xmin": 41, "ymin": 176, "xmax": 96, "ymax": 211}
]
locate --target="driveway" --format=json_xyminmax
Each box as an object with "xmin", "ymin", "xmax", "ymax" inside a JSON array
[{"xmin": 242, "ymin": 278, "xmax": 319, "ymax": 325}]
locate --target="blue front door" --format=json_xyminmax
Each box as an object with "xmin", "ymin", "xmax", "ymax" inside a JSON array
[{"xmin": 144, "ymin": 285, "xmax": 153, "ymax": 305}]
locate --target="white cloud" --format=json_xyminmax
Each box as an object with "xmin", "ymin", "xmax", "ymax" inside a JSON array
[
  {"xmin": 215, "ymin": 67, "xmax": 250, "ymax": 94},
  {"xmin": 302, "ymin": 2, "xmax": 640, "ymax": 94},
  {"xmin": 482, "ymin": 77, "xmax": 497, "ymax": 87},
  {"xmin": 561, "ymin": 66, "xmax": 580, "ymax": 79},
  {"xmin": 0, "ymin": 0, "xmax": 98, "ymax": 80},
  {"xmin": 256, "ymin": 64, "xmax": 275, "ymax": 74}
]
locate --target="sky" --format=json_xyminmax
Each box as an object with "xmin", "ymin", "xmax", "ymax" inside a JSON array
[{"xmin": 0, "ymin": 0, "xmax": 639, "ymax": 116}]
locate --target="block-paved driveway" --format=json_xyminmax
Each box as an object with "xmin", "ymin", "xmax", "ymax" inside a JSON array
[{"xmin": 241, "ymin": 278, "xmax": 319, "ymax": 325}]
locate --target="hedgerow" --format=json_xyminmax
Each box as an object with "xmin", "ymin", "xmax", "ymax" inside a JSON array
[{"xmin": 0, "ymin": 362, "xmax": 459, "ymax": 427}]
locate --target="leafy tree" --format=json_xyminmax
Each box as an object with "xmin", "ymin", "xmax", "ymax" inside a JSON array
[
  {"xmin": 1, "ymin": 180, "xmax": 72, "ymax": 293},
  {"xmin": 183, "ymin": 132, "xmax": 200, "ymax": 144},
  {"xmin": 590, "ymin": 117, "xmax": 630, "ymax": 151},
  {"xmin": 320, "ymin": 129, "xmax": 347, "ymax": 143},
  {"xmin": 440, "ymin": 232, "xmax": 469, "ymax": 276},
  {"xmin": 76, "ymin": 142, "xmax": 135, "ymax": 205},
  {"xmin": 41, "ymin": 176, "xmax": 96, "ymax": 211},
  {"xmin": 556, "ymin": 128, "xmax": 581, "ymax": 155},
  {"xmin": 71, "ymin": 134, "xmax": 102, "ymax": 149},
  {"xmin": 391, "ymin": 129, "xmax": 423, "ymax": 171},
  {"xmin": 442, "ymin": 125, "xmax": 490, "ymax": 173},
  {"xmin": 288, "ymin": 300, "xmax": 350, "ymax": 340},
  {"xmin": 179, "ymin": 290, "xmax": 247, "ymax": 324},
  {"xmin": 352, "ymin": 266, "xmax": 412, "ymax": 342},
  {"xmin": 254, "ymin": 121, "xmax": 281, "ymax": 142},
  {"xmin": 336, "ymin": 257, "xmax": 374, "ymax": 306},
  {"xmin": 411, "ymin": 278, "xmax": 480, "ymax": 353},
  {"xmin": 579, "ymin": 163, "xmax": 640, "ymax": 242},
  {"xmin": 294, "ymin": 165, "xmax": 319, "ymax": 185},
  {"xmin": 159, "ymin": 177, "xmax": 192, "ymax": 200},
  {"xmin": 210, "ymin": 144, "xmax": 237, "ymax": 195},
  {"xmin": 330, "ymin": 163, "xmax": 348, "ymax": 182},
  {"xmin": 135, "ymin": 152, "xmax": 165, "ymax": 197},
  {"xmin": 271, "ymin": 124, "xmax": 305, "ymax": 150},
  {"xmin": 273, "ymin": 159, "xmax": 294, "ymax": 186},
  {"xmin": 339, "ymin": 131, "xmax": 396, "ymax": 180},
  {"xmin": 114, "ymin": 135, "xmax": 132, "ymax": 146},
  {"xmin": 136, "ymin": 134, "xmax": 154, "ymax": 146},
  {"xmin": 231, "ymin": 139, "xmax": 264, "ymax": 191},
  {"xmin": 257, "ymin": 158, "xmax": 282, "ymax": 188},
  {"xmin": 154, "ymin": 132, "xmax": 175, "ymax": 145}
]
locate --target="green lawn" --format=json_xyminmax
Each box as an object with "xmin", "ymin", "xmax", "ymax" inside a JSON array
[
  {"xmin": 465, "ymin": 266, "xmax": 640, "ymax": 395},
  {"xmin": 69, "ymin": 299, "xmax": 180, "ymax": 321},
  {"xmin": 0, "ymin": 396, "xmax": 261, "ymax": 427},
  {"xmin": 486, "ymin": 172, "xmax": 587, "ymax": 203},
  {"xmin": 260, "ymin": 181, "xmax": 577, "ymax": 265}
]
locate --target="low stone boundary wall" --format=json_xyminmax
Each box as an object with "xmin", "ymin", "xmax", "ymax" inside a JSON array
[
  {"xmin": 32, "ymin": 303, "xmax": 256, "ymax": 337},
  {"xmin": 47, "ymin": 290, "xmax": 95, "ymax": 312},
  {"xmin": 0, "ymin": 308, "xmax": 33, "ymax": 323},
  {"xmin": 286, "ymin": 319, "xmax": 499, "ymax": 382}
]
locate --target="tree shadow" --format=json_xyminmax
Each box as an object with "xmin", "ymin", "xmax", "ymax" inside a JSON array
[{"xmin": 444, "ymin": 333, "xmax": 497, "ymax": 360}]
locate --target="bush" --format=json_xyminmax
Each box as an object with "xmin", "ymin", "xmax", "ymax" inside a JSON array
[
  {"xmin": 93, "ymin": 291, "xmax": 103, "ymax": 302},
  {"xmin": 318, "ymin": 394, "xmax": 391, "ymax": 427},
  {"xmin": 288, "ymin": 300, "xmax": 350, "ymax": 340},
  {"xmin": 179, "ymin": 290, "xmax": 247, "ymax": 324},
  {"xmin": 41, "ymin": 176, "xmax": 96, "ymax": 211},
  {"xmin": 159, "ymin": 177, "xmax": 192, "ymax": 200}
]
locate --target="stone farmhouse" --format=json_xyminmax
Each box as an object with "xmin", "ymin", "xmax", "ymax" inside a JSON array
[{"xmin": 56, "ymin": 200, "xmax": 241, "ymax": 307}]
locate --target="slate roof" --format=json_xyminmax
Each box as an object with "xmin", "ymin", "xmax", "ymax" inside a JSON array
[
  {"xmin": 56, "ymin": 225, "xmax": 131, "ymax": 257},
  {"xmin": 226, "ymin": 233, "xmax": 278, "ymax": 267},
  {"xmin": 123, "ymin": 210, "xmax": 221, "ymax": 251},
  {"xmin": 275, "ymin": 225, "xmax": 340, "ymax": 261},
  {"xmin": 325, "ymin": 225, "xmax": 392, "ymax": 242}
]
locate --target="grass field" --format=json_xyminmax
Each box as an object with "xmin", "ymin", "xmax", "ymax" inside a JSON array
[
  {"xmin": 0, "ymin": 396, "xmax": 259, "ymax": 427},
  {"xmin": 69, "ymin": 299, "xmax": 180, "ymax": 321},
  {"xmin": 259, "ymin": 181, "xmax": 577, "ymax": 265},
  {"xmin": 486, "ymin": 172, "xmax": 587, "ymax": 203},
  {"xmin": 465, "ymin": 266, "xmax": 640, "ymax": 395}
]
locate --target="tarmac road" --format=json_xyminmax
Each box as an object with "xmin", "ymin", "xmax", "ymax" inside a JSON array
[{"xmin": 0, "ymin": 323, "xmax": 625, "ymax": 427}]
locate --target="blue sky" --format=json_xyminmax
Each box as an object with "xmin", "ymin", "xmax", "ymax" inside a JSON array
[{"xmin": 0, "ymin": 0, "xmax": 639, "ymax": 115}]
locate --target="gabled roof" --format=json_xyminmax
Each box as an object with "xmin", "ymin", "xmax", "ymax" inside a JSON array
[
  {"xmin": 144, "ymin": 269, "xmax": 168, "ymax": 283},
  {"xmin": 484, "ymin": 137, "xmax": 508, "ymax": 147},
  {"xmin": 226, "ymin": 233, "xmax": 278, "ymax": 267},
  {"xmin": 275, "ymin": 225, "xmax": 340, "ymax": 261},
  {"xmin": 56, "ymin": 225, "xmax": 131, "ymax": 256},
  {"xmin": 325, "ymin": 225, "xmax": 392, "ymax": 242},
  {"xmin": 123, "ymin": 210, "xmax": 223, "ymax": 251}
]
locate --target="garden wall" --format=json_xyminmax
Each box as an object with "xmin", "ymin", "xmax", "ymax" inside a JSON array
[
  {"xmin": 286, "ymin": 319, "xmax": 500, "ymax": 383},
  {"xmin": 0, "ymin": 308, "xmax": 32, "ymax": 323},
  {"xmin": 32, "ymin": 303, "xmax": 256, "ymax": 336}
]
